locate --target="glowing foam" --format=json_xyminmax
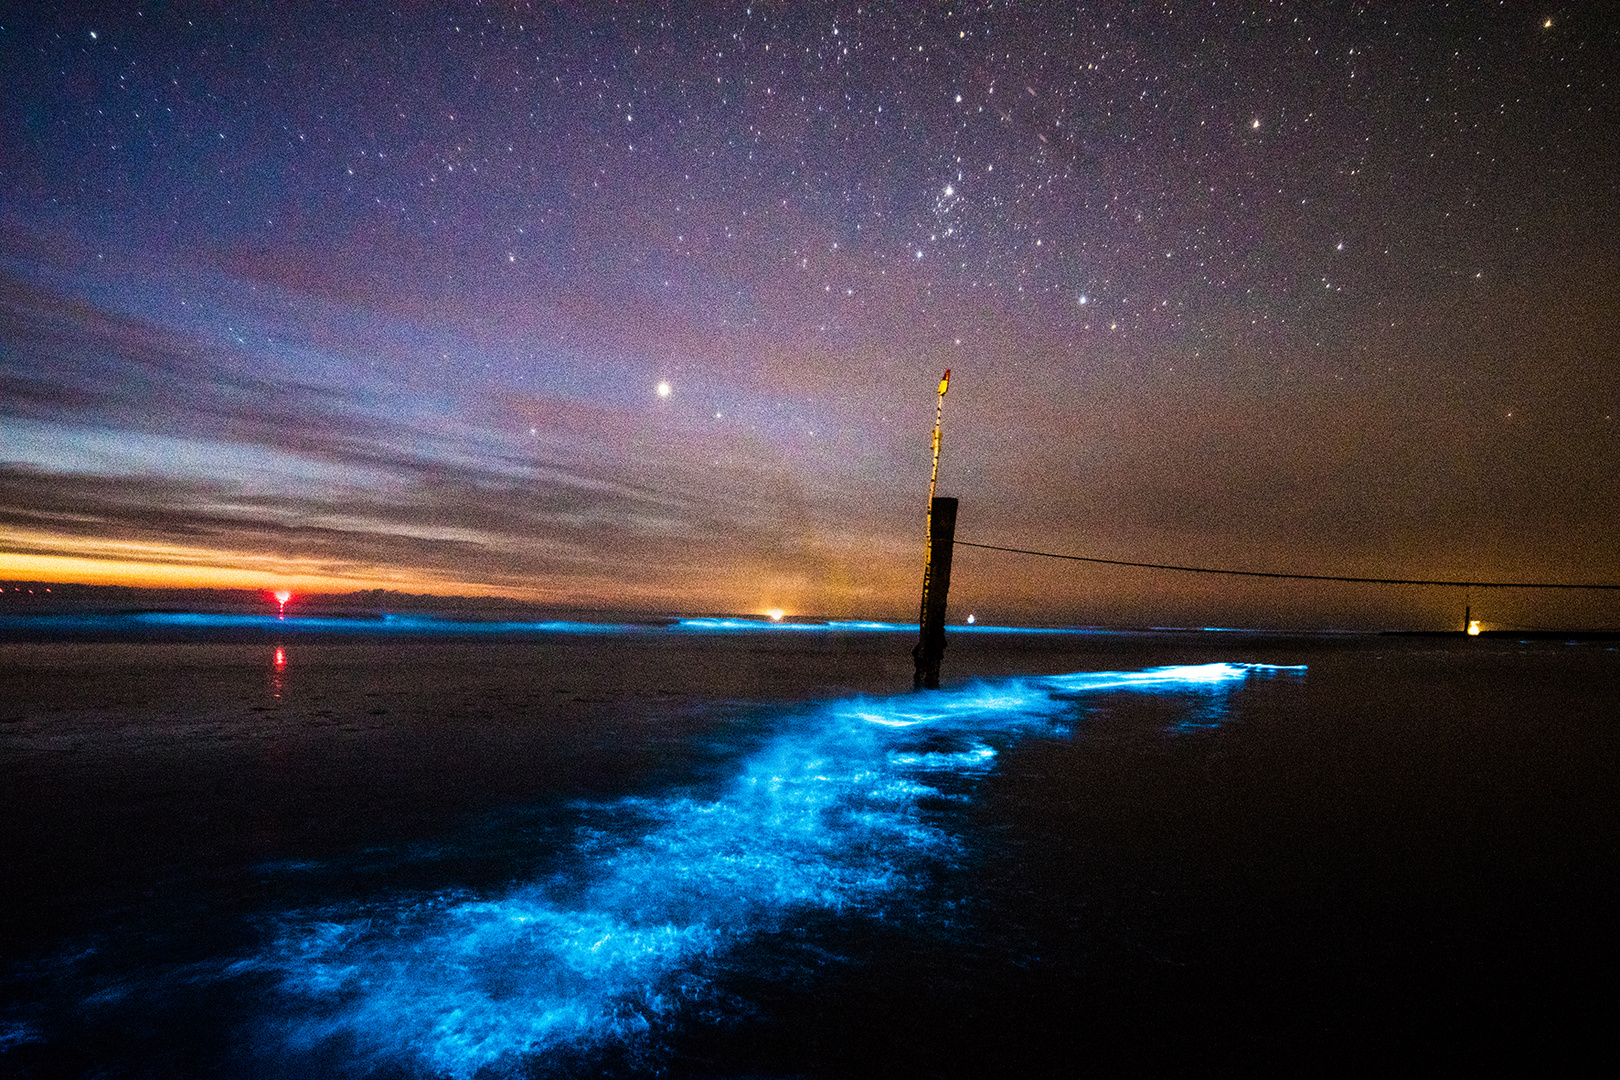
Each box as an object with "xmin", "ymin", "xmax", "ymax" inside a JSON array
[{"xmin": 248, "ymin": 659, "xmax": 1304, "ymax": 1075}]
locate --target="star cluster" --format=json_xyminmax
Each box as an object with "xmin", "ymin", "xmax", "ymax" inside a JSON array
[{"xmin": 1, "ymin": 3, "xmax": 1616, "ymax": 625}]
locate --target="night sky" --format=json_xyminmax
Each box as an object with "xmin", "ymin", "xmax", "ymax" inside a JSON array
[{"xmin": 2, "ymin": 3, "xmax": 1616, "ymax": 627}]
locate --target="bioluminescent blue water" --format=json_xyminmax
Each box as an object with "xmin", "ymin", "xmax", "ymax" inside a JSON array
[
  {"xmin": 225, "ymin": 662, "xmax": 1296, "ymax": 1077},
  {"xmin": 0, "ymin": 612, "xmax": 653, "ymax": 636},
  {"xmin": 8, "ymin": 631, "xmax": 1618, "ymax": 1076},
  {"xmin": 0, "ymin": 611, "xmax": 1129, "ymax": 638}
]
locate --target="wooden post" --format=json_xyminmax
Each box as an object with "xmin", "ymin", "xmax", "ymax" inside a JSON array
[{"xmin": 914, "ymin": 496, "xmax": 958, "ymax": 689}]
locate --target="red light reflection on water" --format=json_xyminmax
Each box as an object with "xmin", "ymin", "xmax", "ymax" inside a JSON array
[{"xmin": 272, "ymin": 646, "xmax": 287, "ymax": 697}]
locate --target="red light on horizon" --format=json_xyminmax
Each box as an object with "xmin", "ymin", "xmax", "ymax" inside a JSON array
[{"xmin": 272, "ymin": 590, "xmax": 292, "ymax": 617}]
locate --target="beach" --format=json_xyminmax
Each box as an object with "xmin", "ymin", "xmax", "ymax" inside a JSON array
[{"xmin": 2, "ymin": 619, "xmax": 1616, "ymax": 1076}]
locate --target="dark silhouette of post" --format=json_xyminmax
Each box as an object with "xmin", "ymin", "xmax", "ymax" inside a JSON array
[{"xmin": 914, "ymin": 496, "xmax": 958, "ymax": 689}]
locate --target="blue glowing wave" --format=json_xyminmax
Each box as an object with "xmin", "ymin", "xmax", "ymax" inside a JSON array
[
  {"xmin": 245, "ymin": 663, "xmax": 1300, "ymax": 1076},
  {"xmin": 0, "ymin": 611, "xmax": 648, "ymax": 635},
  {"xmin": 2, "ymin": 612, "xmax": 1101, "ymax": 636}
]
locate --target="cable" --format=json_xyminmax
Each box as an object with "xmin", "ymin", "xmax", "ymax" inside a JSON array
[{"xmin": 953, "ymin": 541, "xmax": 1620, "ymax": 590}]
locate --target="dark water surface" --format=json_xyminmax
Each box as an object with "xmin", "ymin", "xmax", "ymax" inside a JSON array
[{"xmin": 2, "ymin": 620, "xmax": 1616, "ymax": 1076}]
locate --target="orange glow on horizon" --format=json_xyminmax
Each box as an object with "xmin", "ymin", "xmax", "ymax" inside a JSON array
[
  {"xmin": 1, "ymin": 531, "xmax": 914, "ymax": 617},
  {"xmin": 0, "ymin": 548, "xmax": 526, "ymax": 601}
]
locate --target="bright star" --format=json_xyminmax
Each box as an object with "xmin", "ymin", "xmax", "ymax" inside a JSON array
[{"xmin": 656, "ymin": 381, "xmax": 672, "ymax": 398}]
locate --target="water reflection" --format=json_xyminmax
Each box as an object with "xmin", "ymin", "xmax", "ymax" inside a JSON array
[
  {"xmin": 1167, "ymin": 693, "xmax": 1232, "ymax": 733},
  {"xmin": 271, "ymin": 646, "xmax": 286, "ymax": 698}
]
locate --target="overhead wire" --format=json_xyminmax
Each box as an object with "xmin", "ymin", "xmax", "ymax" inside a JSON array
[{"xmin": 952, "ymin": 541, "xmax": 1620, "ymax": 590}]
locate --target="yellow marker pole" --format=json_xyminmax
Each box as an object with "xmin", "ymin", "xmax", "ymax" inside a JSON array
[
  {"xmin": 915, "ymin": 370, "xmax": 954, "ymax": 689},
  {"xmin": 923, "ymin": 368, "xmax": 950, "ymax": 570}
]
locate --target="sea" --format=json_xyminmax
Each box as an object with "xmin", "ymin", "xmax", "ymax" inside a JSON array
[{"xmin": 1, "ymin": 614, "xmax": 1616, "ymax": 1077}]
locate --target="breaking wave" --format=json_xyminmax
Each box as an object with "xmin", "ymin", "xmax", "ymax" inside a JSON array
[{"xmin": 244, "ymin": 663, "xmax": 1300, "ymax": 1076}]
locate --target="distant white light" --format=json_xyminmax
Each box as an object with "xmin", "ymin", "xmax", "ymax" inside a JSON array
[
  {"xmin": 656, "ymin": 381, "xmax": 672, "ymax": 398},
  {"xmin": 767, "ymin": 608, "xmax": 784, "ymax": 622},
  {"xmin": 1251, "ymin": 118, "xmax": 1261, "ymax": 129},
  {"xmin": 966, "ymin": 614, "xmax": 976, "ymax": 624}
]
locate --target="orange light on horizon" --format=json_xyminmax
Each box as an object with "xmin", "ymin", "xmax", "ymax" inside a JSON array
[
  {"xmin": 767, "ymin": 607, "xmax": 784, "ymax": 622},
  {"xmin": 0, "ymin": 545, "xmax": 528, "ymax": 599}
]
